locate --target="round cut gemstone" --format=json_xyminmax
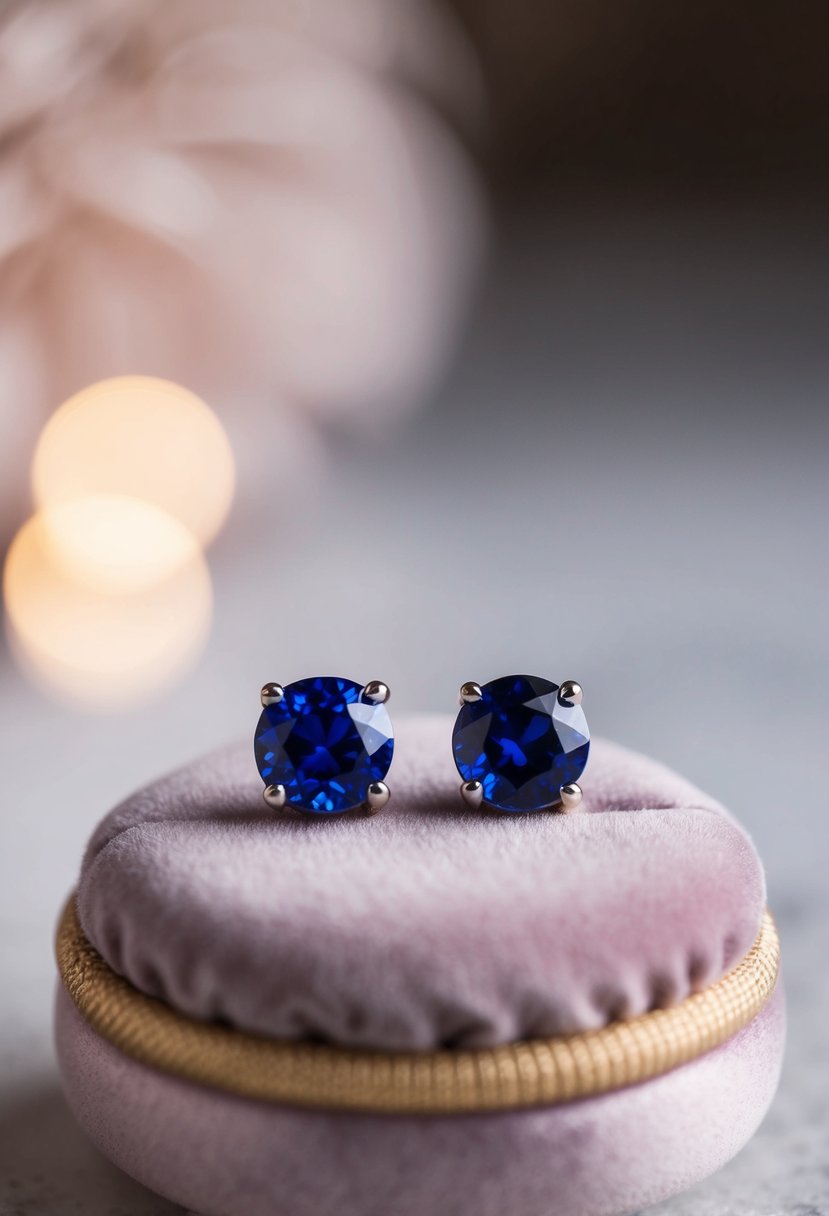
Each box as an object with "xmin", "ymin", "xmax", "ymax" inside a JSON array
[
  {"xmin": 254, "ymin": 677, "xmax": 394, "ymax": 814},
  {"xmin": 452, "ymin": 675, "xmax": 589, "ymax": 813}
]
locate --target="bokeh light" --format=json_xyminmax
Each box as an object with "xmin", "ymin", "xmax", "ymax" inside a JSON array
[
  {"xmin": 4, "ymin": 502, "xmax": 212, "ymax": 710},
  {"xmin": 38, "ymin": 494, "xmax": 202, "ymax": 594},
  {"xmin": 32, "ymin": 376, "xmax": 235, "ymax": 548}
]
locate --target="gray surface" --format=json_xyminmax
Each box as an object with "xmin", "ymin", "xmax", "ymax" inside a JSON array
[{"xmin": 1, "ymin": 187, "xmax": 827, "ymax": 1213}]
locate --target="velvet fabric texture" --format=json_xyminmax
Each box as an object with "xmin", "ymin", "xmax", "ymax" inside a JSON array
[
  {"xmin": 77, "ymin": 716, "xmax": 766, "ymax": 1051},
  {"xmin": 55, "ymin": 984, "xmax": 786, "ymax": 1216}
]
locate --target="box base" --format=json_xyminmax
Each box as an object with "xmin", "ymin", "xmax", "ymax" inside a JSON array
[{"xmin": 55, "ymin": 981, "xmax": 785, "ymax": 1216}]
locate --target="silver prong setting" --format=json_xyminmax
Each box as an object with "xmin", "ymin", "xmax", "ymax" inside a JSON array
[
  {"xmin": 559, "ymin": 782, "xmax": 583, "ymax": 812},
  {"xmin": 558, "ymin": 680, "xmax": 583, "ymax": 707},
  {"xmin": 459, "ymin": 681, "xmax": 483, "ymax": 705},
  {"xmin": 263, "ymin": 783, "xmax": 287, "ymax": 809},
  {"xmin": 260, "ymin": 682, "xmax": 284, "ymax": 708},
  {"xmin": 362, "ymin": 680, "xmax": 390, "ymax": 705},
  {"xmin": 460, "ymin": 779, "xmax": 484, "ymax": 809},
  {"xmin": 364, "ymin": 781, "xmax": 390, "ymax": 814}
]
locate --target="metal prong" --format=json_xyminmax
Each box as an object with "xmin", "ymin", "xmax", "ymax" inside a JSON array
[
  {"xmin": 559, "ymin": 783, "xmax": 583, "ymax": 812},
  {"xmin": 364, "ymin": 781, "xmax": 390, "ymax": 814},
  {"xmin": 558, "ymin": 680, "xmax": 583, "ymax": 707},
  {"xmin": 261, "ymin": 682, "xmax": 284, "ymax": 707},
  {"xmin": 362, "ymin": 680, "xmax": 390, "ymax": 705},
  {"xmin": 460, "ymin": 779, "xmax": 484, "ymax": 809},
  {"xmin": 263, "ymin": 783, "xmax": 286, "ymax": 809},
  {"xmin": 459, "ymin": 681, "xmax": 483, "ymax": 705}
]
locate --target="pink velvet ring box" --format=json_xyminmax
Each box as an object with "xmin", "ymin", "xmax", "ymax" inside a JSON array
[{"xmin": 55, "ymin": 715, "xmax": 784, "ymax": 1216}]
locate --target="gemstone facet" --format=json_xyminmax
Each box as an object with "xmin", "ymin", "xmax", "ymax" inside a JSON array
[
  {"xmin": 254, "ymin": 677, "xmax": 394, "ymax": 814},
  {"xmin": 452, "ymin": 674, "xmax": 589, "ymax": 813}
]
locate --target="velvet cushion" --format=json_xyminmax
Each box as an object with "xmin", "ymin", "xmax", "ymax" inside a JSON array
[{"xmin": 76, "ymin": 715, "xmax": 766, "ymax": 1051}]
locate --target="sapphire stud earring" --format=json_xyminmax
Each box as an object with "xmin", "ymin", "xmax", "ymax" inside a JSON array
[
  {"xmin": 254, "ymin": 677, "xmax": 394, "ymax": 815},
  {"xmin": 452, "ymin": 676, "xmax": 589, "ymax": 813}
]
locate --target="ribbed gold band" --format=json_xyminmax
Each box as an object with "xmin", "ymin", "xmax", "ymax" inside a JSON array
[{"xmin": 56, "ymin": 898, "xmax": 779, "ymax": 1115}]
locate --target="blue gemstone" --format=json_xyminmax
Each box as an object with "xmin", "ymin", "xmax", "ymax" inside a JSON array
[
  {"xmin": 452, "ymin": 675, "xmax": 589, "ymax": 813},
  {"xmin": 254, "ymin": 676, "xmax": 394, "ymax": 814}
]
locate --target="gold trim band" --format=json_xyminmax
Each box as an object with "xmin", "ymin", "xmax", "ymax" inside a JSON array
[{"xmin": 57, "ymin": 899, "xmax": 779, "ymax": 1115}]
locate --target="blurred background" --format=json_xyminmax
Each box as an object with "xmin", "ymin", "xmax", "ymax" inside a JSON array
[{"xmin": 1, "ymin": 1, "xmax": 827, "ymax": 1212}]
